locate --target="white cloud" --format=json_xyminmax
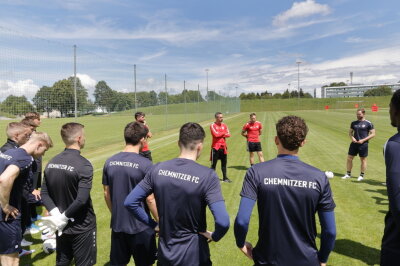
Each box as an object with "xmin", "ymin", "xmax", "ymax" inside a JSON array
[
  {"xmin": 273, "ymin": 0, "xmax": 331, "ymax": 27},
  {"xmin": 0, "ymin": 79, "xmax": 39, "ymax": 101}
]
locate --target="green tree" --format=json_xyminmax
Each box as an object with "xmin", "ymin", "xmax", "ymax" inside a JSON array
[
  {"xmin": 2, "ymin": 95, "xmax": 34, "ymax": 115},
  {"xmin": 94, "ymin": 81, "xmax": 115, "ymax": 112},
  {"xmin": 364, "ymin": 85, "xmax": 393, "ymax": 97},
  {"xmin": 282, "ymin": 89, "xmax": 290, "ymax": 99},
  {"xmin": 33, "ymin": 86, "xmax": 54, "ymax": 117}
]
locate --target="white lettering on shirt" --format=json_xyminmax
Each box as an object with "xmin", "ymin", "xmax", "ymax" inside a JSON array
[
  {"xmin": 263, "ymin": 177, "xmax": 317, "ymax": 190},
  {"xmin": 0, "ymin": 152, "xmax": 12, "ymax": 160},
  {"xmin": 47, "ymin": 163, "xmax": 75, "ymax": 172},
  {"xmin": 158, "ymin": 169, "xmax": 199, "ymax": 184},
  {"xmin": 109, "ymin": 161, "xmax": 139, "ymax": 169}
]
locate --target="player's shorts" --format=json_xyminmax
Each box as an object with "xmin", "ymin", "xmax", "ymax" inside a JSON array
[
  {"xmin": 56, "ymin": 227, "xmax": 97, "ymax": 266},
  {"xmin": 348, "ymin": 142, "xmax": 368, "ymax": 157},
  {"xmin": 110, "ymin": 228, "xmax": 156, "ymax": 266},
  {"xmin": 0, "ymin": 219, "xmax": 22, "ymax": 254},
  {"xmin": 247, "ymin": 142, "xmax": 262, "ymax": 152},
  {"xmin": 139, "ymin": 150, "xmax": 153, "ymax": 162}
]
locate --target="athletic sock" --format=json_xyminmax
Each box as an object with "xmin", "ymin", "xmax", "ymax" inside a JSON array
[
  {"xmin": 360, "ymin": 172, "xmax": 365, "ymax": 177},
  {"xmin": 347, "ymin": 171, "xmax": 351, "ymax": 176},
  {"xmin": 250, "ymin": 164, "xmax": 254, "ymax": 166}
]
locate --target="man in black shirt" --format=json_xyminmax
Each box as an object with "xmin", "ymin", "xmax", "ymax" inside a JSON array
[
  {"xmin": 342, "ymin": 108, "xmax": 375, "ymax": 181},
  {"xmin": 125, "ymin": 122, "xmax": 230, "ymax": 266},
  {"xmin": 103, "ymin": 122, "xmax": 158, "ymax": 266},
  {"xmin": 40, "ymin": 123, "xmax": 96, "ymax": 266},
  {"xmin": 0, "ymin": 132, "xmax": 53, "ymax": 266},
  {"xmin": 0, "ymin": 122, "xmax": 32, "ymax": 153}
]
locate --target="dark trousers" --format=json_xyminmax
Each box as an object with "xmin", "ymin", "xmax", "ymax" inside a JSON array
[{"xmin": 211, "ymin": 148, "xmax": 227, "ymax": 179}]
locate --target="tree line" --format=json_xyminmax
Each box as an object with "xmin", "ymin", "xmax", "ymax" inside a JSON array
[
  {"xmin": 240, "ymin": 88, "xmax": 313, "ymax": 100},
  {"xmin": 0, "ymin": 78, "xmax": 215, "ymax": 116}
]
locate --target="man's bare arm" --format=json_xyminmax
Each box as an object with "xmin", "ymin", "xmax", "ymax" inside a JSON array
[
  {"xmin": 146, "ymin": 193, "xmax": 158, "ymax": 222},
  {"xmin": 0, "ymin": 165, "xmax": 20, "ymax": 220},
  {"xmin": 103, "ymin": 185, "xmax": 112, "ymax": 212}
]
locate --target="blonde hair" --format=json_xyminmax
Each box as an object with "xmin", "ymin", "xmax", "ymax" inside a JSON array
[{"xmin": 29, "ymin": 132, "xmax": 53, "ymax": 148}]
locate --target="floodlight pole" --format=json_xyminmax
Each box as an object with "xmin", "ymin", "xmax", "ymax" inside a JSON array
[
  {"xmin": 165, "ymin": 74, "xmax": 168, "ymax": 130},
  {"xmin": 296, "ymin": 59, "xmax": 302, "ymax": 99},
  {"xmin": 73, "ymin": 45, "xmax": 77, "ymax": 119},
  {"xmin": 134, "ymin": 64, "xmax": 137, "ymax": 112},
  {"xmin": 205, "ymin": 69, "xmax": 209, "ymax": 100}
]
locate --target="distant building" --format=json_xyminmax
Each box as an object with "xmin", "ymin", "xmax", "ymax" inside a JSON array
[{"xmin": 321, "ymin": 83, "xmax": 400, "ymax": 98}]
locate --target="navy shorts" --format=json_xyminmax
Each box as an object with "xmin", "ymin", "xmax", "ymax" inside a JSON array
[
  {"xmin": 348, "ymin": 142, "xmax": 368, "ymax": 157},
  {"xmin": 110, "ymin": 228, "xmax": 156, "ymax": 266},
  {"xmin": 0, "ymin": 219, "xmax": 22, "ymax": 254},
  {"xmin": 139, "ymin": 151, "xmax": 153, "ymax": 162},
  {"xmin": 56, "ymin": 227, "xmax": 97, "ymax": 266},
  {"xmin": 247, "ymin": 142, "xmax": 262, "ymax": 152}
]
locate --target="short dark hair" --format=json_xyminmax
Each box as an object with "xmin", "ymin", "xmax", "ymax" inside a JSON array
[
  {"xmin": 124, "ymin": 122, "xmax": 148, "ymax": 145},
  {"xmin": 250, "ymin": 113, "xmax": 256, "ymax": 117},
  {"xmin": 276, "ymin": 116, "xmax": 308, "ymax": 151},
  {"xmin": 134, "ymin": 112, "xmax": 145, "ymax": 120},
  {"xmin": 24, "ymin": 112, "xmax": 40, "ymax": 120},
  {"xmin": 215, "ymin": 112, "xmax": 222, "ymax": 118},
  {"xmin": 61, "ymin": 122, "xmax": 84, "ymax": 145},
  {"xmin": 391, "ymin": 89, "xmax": 400, "ymax": 113},
  {"xmin": 357, "ymin": 108, "xmax": 365, "ymax": 114},
  {"xmin": 179, "ymin": 122, "xmax": 205, "ymax": 150}
]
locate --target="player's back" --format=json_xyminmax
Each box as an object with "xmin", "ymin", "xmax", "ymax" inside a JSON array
[
  {"xmin": 150, "ymin": 158, "xmax": 222, "ymax": 265},
  {"xmin": 244, "ymin": 156, "xmax": 335, "ymax": 266},
  {"xmin": 103, "ymin": 152, "xmax": 152, "ymax": 234},
  {"xmin": 43, "ymin": 148, "xmax": 95, "ymax": 234}
]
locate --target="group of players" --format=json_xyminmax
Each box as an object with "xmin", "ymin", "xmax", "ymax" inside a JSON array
[{"xmin": 0, "ymin": 90, "xmax": 400, "ymax": 266}]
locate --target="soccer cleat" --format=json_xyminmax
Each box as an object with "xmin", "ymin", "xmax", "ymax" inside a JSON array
[
  {"xmin": 24, "ymin": 224, "xmax": 40, "ymax": 235},
  {"xmin": 223, "ymin": 178, "xmax": 232, "ymax": 183},
  {"xmin": 19, "ymin": 249, "xmax": 35, "ymax": 257},
  {"xmin": 357, "ymin": 176, "xmax": 364, "ymax": 181},
  {"xmin": 21, "ymin": 239, "xmax": 33, "ymax": 247},
  {"xmin": 341, "ymin": 174, "xmax": 351, "ymax": 179}
]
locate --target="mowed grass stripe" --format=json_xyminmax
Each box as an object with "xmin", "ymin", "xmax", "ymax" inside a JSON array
[{"xmin": 18, "ymin": 110, "xmax": 394, "ymax": 265}]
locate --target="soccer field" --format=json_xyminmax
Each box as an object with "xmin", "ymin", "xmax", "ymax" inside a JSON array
[{"xmin": 6, "ymin": 109, "xmax": 391, "ymax": 266}]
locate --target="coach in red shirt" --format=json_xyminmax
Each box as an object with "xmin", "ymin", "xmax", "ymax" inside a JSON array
[
  {"xmin": 210, "ymin": 112, "xmax": 231, "ymax": 183},
  {"xmin": 242, "ymin": 113, "xmax": 265, "ymax": 166}
]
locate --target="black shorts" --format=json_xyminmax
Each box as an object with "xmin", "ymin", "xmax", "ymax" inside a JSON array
[
  {"xmin": 56, "ymin": 227, "xmax": 97, "ymax": 266},
  {"xmin": 110, "ymin": 228, "xmax": 156, "ymax": 266},
  {"xmin": 247, "ymin": 142, "xmax": 262, "ymax": 152},
  {"xmin": 139, "ymin": 151, "xmax": 153, "ymax": 162},
  {"xmin": 0, "ymin": 219, "xmax": 22, "ymax": 254},
  {"xmin": 348, "ymin": 142, "xmax": 368, "ymax": 157}
]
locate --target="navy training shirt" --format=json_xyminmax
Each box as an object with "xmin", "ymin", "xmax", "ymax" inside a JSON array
[
  {"xmin": 351, "ymin": 120, "xmax": 374, "ymax": 141},
  {"xmin": 240, "ymin": 155, "xmax": 336, "ymax": 266},
  {"xmin": 382, "ymin": 129, "xmax": 400, "ymax": 254},
  {"xmin": 138, "ymin": 158, "xmax": 224, "ymax": 266},
  {"xmin": 102, "ymin": 152, "xmax": 153, "ymax": 234},
  {"xmin": 0, "ymin": 148, "xmax": 33, "ymax": 221},
  {"xmin": 42, "ymin": 149, "xmax": 95, "ymax": 234}
]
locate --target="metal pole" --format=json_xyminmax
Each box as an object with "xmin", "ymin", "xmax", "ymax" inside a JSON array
[
  {"xmin": 184, "ymin": 80, "xmax": 187, "ymax": 122},
  {"xmin": 205, "ymin": 69, "xmax": 209, "ymax": 101},
  {"xmin": 197, "ymin": 84, "xmax": 200, "ymax": 121},
  {"xmin": 165, "ymin": 74, "xmax": 168, "ymax": 130},
  {"xmin": 134, "ymin": 64, "xmax": 137, "ymax": 111},
  {"xmin": 73, "ymin": 45, "xmax": 77, "ymax": 119}
]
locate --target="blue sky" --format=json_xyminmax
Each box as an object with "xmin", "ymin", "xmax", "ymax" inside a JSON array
[{"xmin": 1, "ymin": 0, "xmax": 400, "ymax": 99}]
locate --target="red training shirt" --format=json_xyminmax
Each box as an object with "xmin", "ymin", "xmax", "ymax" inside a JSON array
[
  {"xmin": 242, "ymin": 121, "xmax": 262, "ymax": 142},
  {"xmin": 210, "ymin": 122, "xmax": 230, "ymax": 154}
]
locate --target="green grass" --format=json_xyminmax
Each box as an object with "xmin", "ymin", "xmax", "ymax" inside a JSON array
[{"xmin": 0, "ymin": 108, "xmax": 392, "ymax": 265}]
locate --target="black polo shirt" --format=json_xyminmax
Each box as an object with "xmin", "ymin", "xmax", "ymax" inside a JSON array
[
  {"xmin": 102, "ymin": 152, "xmax": 153, "ymax": 234},
  {"xmin": 42, "ymin": 149, "xmax": 95, "ymax": 234}
]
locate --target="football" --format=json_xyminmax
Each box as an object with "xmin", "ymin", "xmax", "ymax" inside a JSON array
[
  {"xmin": 42, "ymin": 239, "xmax": 56, "ymax": 254},
  {"xmin": 325, "ymin": 171, "xmax": 334, "ymax": 179}
]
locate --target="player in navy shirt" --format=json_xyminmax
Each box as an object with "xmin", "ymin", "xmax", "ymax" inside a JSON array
[
  {"xmin": 381, "ymin": 90, "xmax": 400, "ymax": 265},
  {"xmin": 234, "ymin": 116, "xmax": 336, "ymax": 266},
  {"xmin": 342, "ymin": 108, "xmax": 375, "ymax": 181},
  {"xmin": 40, "ymin": 123, "xmax": 96, "ymax": 266},
  {"xmin": 0, "ymin": 132, "xmax": 53, "ymax": 265},
  {"xmin": 125, "ymin": 122, "xmax": 230, "ymax": 266},
  {"xmin": 103, "ymin": 122, "xmax": 158, "ymax": 266}
]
